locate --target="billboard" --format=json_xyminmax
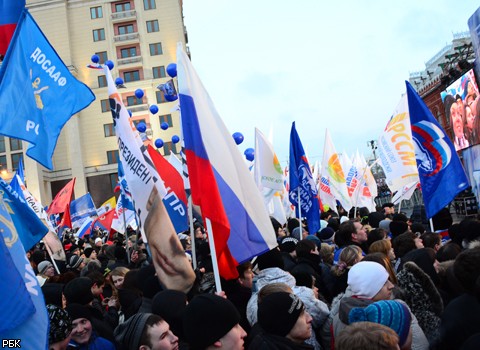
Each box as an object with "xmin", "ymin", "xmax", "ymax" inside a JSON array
[{"xmin": 441, "ymin": 69, "xmax": 479, "ymax": 151}]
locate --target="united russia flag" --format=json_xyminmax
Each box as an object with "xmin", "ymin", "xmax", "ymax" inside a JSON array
[{"xmin": 176, "ymin": 43, "xmax": 277, "ymax": 279}]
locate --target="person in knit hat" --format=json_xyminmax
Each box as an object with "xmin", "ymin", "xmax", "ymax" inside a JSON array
[
  {"xmin": 349, "ymin": 300, "xmax": 413, "ymax": 350},
  {"xmin": 328, "ymin": 261, "xmax": 429, "ymax": 349},
  {"xmin": 37, "ymin": 260, "xmax": 56, "ymax": 286},
  {"xmin": 249, "ymin": 291, "xmax": 313, "ymax": 349},
  {"xmin": 47, "ymin": 304, "xmax": 72, "ymax": 350},
  {"xmin": 183, "ymin": 293, "xmax": 247, "ymax": 350},
  {"xmin": 67, "ymin": 255, "xmax": 85, "ymax": 275},
  {"xmin": 114, "ymin": 313, "xmax": 178, "ymax": 350}
]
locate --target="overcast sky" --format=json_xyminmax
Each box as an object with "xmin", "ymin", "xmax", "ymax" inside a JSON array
[{"xmin": 182, "ymin": 1, "xmax": 479, "ymax": 167}]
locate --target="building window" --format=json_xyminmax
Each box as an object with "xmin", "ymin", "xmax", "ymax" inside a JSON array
[
  {"xmin": 132, "ymin": 119, "xmax": 146, "ymax": 127},
  {"xmin": 10, "ymin": 138, "xmax": 22, "ymax": 151},
  {"xmin": 156, "ymin": 90, "xmax": 167, "ymax": 103},
  {"xmin": 0, "ymin": 136, "xmax": 5, "ymax": 153},
  {"xmin": 101, "ymin": 99, "xmax": 110, "ymax": 113},
  {"xmin": 124, "ymin": 70, "xmax": 140, "ymax": 82},
  {"xmin": 120, "ymin": 47, "xmax": 137, "ymax": 58},
  {"xmin": 104, "ymin": 124, "xmax": 115, "ymax": 137},
  {"xmin": 126, "ymin": 96, "xmax": 143, "ymax": 106},
  {"xmin": 0, "ymin": 155, "xmax": 6, "ymax": 170},
  {"xmin": 149, "ymin": 43, "xmax": 163, "ymax": 56},
  {"xmin": 115, "ymin": 2, "xmax": 131, "ymax": 12},
  {"xmin": 152, "ymin": 66, "xmax": 166, "ymax": 79},
  {"xmin": 107, "ymin": 150, "xmax": 120, "ymax": 164},
  {"xmin": 118, "ymin": 24, "xmax": 134, "ymax": 35},
  {"xmin": 109, "ymin": 173, "xmax": 117, "ymax": 192},
  {"xmin": 163, "ymin": 141, "xmax": 177, "ymax": 155},
  {"xmin": 146, "ymin": 20, "xmax": 159, "ymax": 33},
  {"xmin": 90, "ymin": 6, "xmax": 103, "ymax": 19},
  {"xmin": 93, "ymin": 28, "xmax": 105, "ymax": 42},
  {"xmin": 144, "ymin": 0, "xmax": 156, "ymax": 10},
  {"xmin": 11, "ymin": 153, "xmax": 22, "ymax": 171},
  {"xmin": 98, "ymin": 75, "xmax": 107, "ymax": 88},
  {"xmin": 96, "ymin": 51, "xmax": 108, "ymax": 64},
  {"xmin": 159, "ymin": 114, "xmax": 173, "ymax": 127}
]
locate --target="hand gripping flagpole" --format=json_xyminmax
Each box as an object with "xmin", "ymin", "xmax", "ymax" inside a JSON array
[{"xmin": 205, "ymin": 217, "xmax": 222, "ymax": 293}]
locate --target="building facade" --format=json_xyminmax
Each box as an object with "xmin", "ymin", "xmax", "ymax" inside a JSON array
[
  {"xmin": 10, "ymin": 0, "xmax": 188, "ymax": 206},
  {"xmin": 408, "ymin": 31, "xmax": 475, "ymax": 138}
]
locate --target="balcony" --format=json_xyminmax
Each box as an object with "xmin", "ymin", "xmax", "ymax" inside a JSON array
[
  {"xmin": 114, "ymin": 32, "xmax": 140, "ymax": 44},
  {"xmin": 117, "ymin": 55, "xmax": 142, "ymax": 66},
  {"xmin": 111, "ymin": 10, "xmax": 136, "ymax": 23},
  {"xmin": 127, "ymin": 104, "xmax": 149, "ymax": 113}
]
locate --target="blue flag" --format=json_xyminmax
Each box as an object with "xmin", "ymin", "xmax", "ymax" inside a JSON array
[
  {"xmin": 0, "ymin": 213, "xmax": 34, "ymax": 333},
  {"xmin": 289, "ymin": 122, "xmax": 320, "ymax": 233},
  {"xmin": 406, "ymin": 81, "xmax": 469, "ymax": 219},
  {"xmin": 0, "ymin": 195, "xmax": 48, "ymax": 349},
  {"xmin": 117, "ymin": 160, "xmax": 135, "ymax": 211},
  {"xmin": 0, "ymin": 177, "xmax": 48, "ymax": 250},
  {"xmin": 70, "ymin": 193, "xmax": 97, "ymax": 228},
  {"xmin": 0, "ymin": 9, "xmax": 95, "ymax": 170}
]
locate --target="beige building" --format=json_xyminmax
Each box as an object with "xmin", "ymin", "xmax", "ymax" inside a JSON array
[{"xmin": 7, "ymin": 0, "xmax": 188, "ymax": 206}]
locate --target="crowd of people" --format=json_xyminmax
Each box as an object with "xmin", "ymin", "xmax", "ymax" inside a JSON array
[{"xmin": 30, "ymin": 202, "xmax": 480, "ymax": 350}]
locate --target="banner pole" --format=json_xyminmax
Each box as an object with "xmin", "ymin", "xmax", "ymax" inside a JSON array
[
  {"xmin": 188, "ymin": 196, "xmax": 197, "ymax": 270},
  {"xmin": 205, "ymin": 217, "xmax": 222, "ymax": 293},
  {"xmin": 44, "ymin": 239, "xmax": 61, "ymax": 274},
  {"xmin": 429, "ymin": 218, "xmax": 435, "ymax": 232},
  {"xmin": 297, "ymin": 187, "xmax": 302, "ymax": 233}
]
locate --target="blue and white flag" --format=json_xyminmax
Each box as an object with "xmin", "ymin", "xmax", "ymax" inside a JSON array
[
  {"xmin": 0, "ymin": 9, "xmax": 95, "ymax": 170},
  {"xmin": 117, "ymin": 160, "xmax": 135, "ymax": 211},
  {"xmin": 289, "ymin": 122, "xmax": 320, "ymax": 233},
  {"xmin": 0, "ymin": 195, "xmax": 48, "ymax": 349},
  {"xmin": 406, "ymin": 81, "xmax": 469, "ymax": 218},
  {"xmin": 0, "ymin": 208, "xmax": 34, "ymax": 333},
  {"xmin": 0, "ymin": 177, "xmax": 48, "ymax": 250},
  {"xmin": 70, "ymin": 193, "xmax": 97, "ymax": 229}
]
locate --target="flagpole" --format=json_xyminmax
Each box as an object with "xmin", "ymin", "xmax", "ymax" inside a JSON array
[
  {"xmin": 297, "ymin": 187, "xmax": 302, "ymax": 232},
  {"xmin": 429, "ymin": 218, "xmax": 435, "ymax": 232},
  {"xmin": 398, "ymin": 200, "xmax": 402, "ymax": 214},
  {"xmin": 205, "ymin": 217, "xmax": 222, "ymax": 293},
  {"xmin": 44, "ymin": 239, "xmax": 61, "ymax": 274},
  {"xmin": 188, "ymin": 196, "xmax": 197, "ymax": 270}
]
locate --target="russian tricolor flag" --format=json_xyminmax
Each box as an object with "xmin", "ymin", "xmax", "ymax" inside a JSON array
[
  {"xmin": 0, "ymin": 1, "xmax": 25, "ymax": 57},
  {"xmin": 177, "ymin": 43, "xmax": 277, "ymax": 280}
]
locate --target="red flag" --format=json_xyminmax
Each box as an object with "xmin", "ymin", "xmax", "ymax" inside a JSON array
[
  {"xmin": 92, "ymin": 208, "xmax": 115, "ymax": 232},
  {"xmin": 48, "ymin": 178, "xmax": 76, "ymax": 215},
  {"xmin": 57, "ymin": 203, "xmax": 72, "ymax": 238},
  {"xmin": 147, "ymin": 145, "xmax": 187, "ymax": 205}
]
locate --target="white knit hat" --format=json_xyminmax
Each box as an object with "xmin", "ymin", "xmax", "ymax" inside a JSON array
[{"xmin": 347, "ymin": 261, "xmax": 389, "ymax": 299}]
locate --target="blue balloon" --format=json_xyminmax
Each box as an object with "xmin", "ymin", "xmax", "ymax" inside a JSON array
[
  {"xmin": 161, "ymin": 122, "xmax": 169, "ymax": 130},
  {"xmin": 135, "ymin": 89, "xmax": 144, "ymax": 99},
  {"xmin": 155, "ymin": 138, "xmax": 164, "ymax": 148},
  {"xmin": 244, "ymin": 148, "xmax": 255, "ymax": 161},
  {"xmin": 105, "ymin": 60, "xmax": 114, "ymax": 70},
  {"xmin": 164, "ymin": 94, "xmax": 178, "ymax": 102},
  {"xmin": 233, "ymin": 132, "xmax": 244, "ymax": 145},
  {"xmin": 166, "ymin": 63, "xmax": 177, "ymax": 78},
  {"xmin": 115, "ymin": 77, "xmax": 124, "ymax": 86},
  {"xmin": 128, "ymin": 110, "xmax": 132, "ymax": 117},
  {"xmin": 172, "ymin": 135, "xmax": 180, "ymax": 144},
  {"xmin": 91, "ymin": 54, "xmax": 100, "ymax": 63},
  {"xmin": 149, "ymin": 105, "xmax": 159, "ymax": 114},
  {"xmin": 136, "ymin": 122, "xmax": 147, "ymax": 133}
]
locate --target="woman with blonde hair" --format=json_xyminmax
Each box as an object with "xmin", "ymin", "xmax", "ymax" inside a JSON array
[
  {"xmin": 369, "ymin": 239, "xmax": 395, "ymax": 261},
  {"xmin": 331, "ymin": 245, "xmax": 363, "ymax": 298},
  {"xmin": 110, "ymin": 266, "xmax": 129, "ymax": 290}
]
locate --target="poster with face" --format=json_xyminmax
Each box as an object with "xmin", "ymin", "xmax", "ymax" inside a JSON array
[{"xmin": 441, "ymin": 69, "xmax": 480, "ymax": 151}]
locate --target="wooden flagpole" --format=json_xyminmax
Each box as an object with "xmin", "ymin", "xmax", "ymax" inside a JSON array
[{"xmin": 205, "ymin": 217, "xmax": 222, "ymax": 293}]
